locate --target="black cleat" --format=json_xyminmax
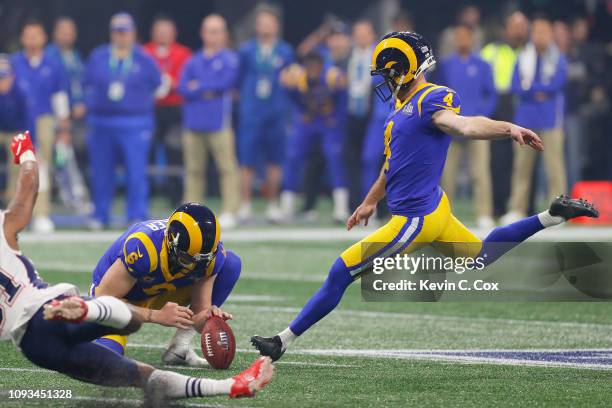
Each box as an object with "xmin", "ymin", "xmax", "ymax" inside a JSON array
[
  {"xmin": 549, "ymin": 195, "xmax": 599, "ymax": 220},
  {"xmin": 251, "ymin": 335, "xmax": 285, "ymax": 362}
]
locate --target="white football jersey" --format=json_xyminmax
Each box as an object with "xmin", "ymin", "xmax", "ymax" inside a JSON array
[{"xmin": 0, "ymin": 211, "xmax": 78, "ymax": 346}]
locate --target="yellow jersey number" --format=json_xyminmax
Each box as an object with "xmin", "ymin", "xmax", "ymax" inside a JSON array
[
  {"xmin": 383, "ymin": 121, "xmax": 394, "ymax": 172},
  {"xmin": 142, "ymin": 282, "xmax": 176, "ymax": 297},
  {"xmin": 443, "ymin": 92, "xmax": 454, "ymax": 107}
]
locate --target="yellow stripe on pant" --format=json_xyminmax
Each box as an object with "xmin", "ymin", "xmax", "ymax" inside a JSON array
[
  {"xmin": 339, "ymin": 193, "xmax": 482, "ymax": 278},
  {"xmin": 96, "ymin": 285, "xmax": 193, "ymax": 354}
]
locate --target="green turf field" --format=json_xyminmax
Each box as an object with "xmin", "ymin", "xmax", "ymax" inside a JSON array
[{"xmin": 1, "ymin": 234, "xmax": 611, "ymax": 407}]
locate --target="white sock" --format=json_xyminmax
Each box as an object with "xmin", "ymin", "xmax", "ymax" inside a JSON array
[
  {"xmin": 148, "ymin": 370, "xmax": 233, "ymax": 398},
  {"xmin": 332, "ymin": 188, "xmax": 349, "ymax": 219},
  {"xmin": 537, "ymin": 210, "xmax": 565, "ymax": 228},
  {"xmin": 168, "ymin": 327, "xmax": 197, "ymax": 352},
  {"xmin": 280, "ymin": 191, "xmax": 297, "ymax": 217},
  {"xmin": 278, "ymin": 327, "xmax": 297, "ymax": 349},
  {"xmin": 84, "ymin": 296, "xmax": 132, "ymax": 329}
]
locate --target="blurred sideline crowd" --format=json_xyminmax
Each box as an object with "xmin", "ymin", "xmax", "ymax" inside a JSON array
[{"xmin": 0, "ymin": 4, "xmax": 610, "ymax": 232}]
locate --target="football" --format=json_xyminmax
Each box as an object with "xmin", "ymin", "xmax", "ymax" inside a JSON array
[{"xmin": 200, "ymin": 316, "xmax": 236, "ymax": 369}]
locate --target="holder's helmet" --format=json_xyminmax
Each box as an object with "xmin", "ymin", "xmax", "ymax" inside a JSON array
[{"xmin": 165, "ymin": 203, "xmax": 220, "ymax": 273}]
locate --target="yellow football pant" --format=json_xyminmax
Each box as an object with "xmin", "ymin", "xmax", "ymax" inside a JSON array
[
  {"xmin": 95, "ymin": 285, "xmax": 193, "ymax": 354},
  {"xmin": 340, "ymin": 193, "xmax": 482, "ymax": 277}
]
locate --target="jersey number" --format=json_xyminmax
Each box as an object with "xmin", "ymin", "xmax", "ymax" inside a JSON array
[
  {"xmin": 443, "ymin": 92, "xmax": 454, "ymax": 107},
  {"xmin": 383, "ymin": 121, "xmax": 394, "ymax": 172},
  {"xmin": 142, "ymin": 282, "xmax": 177, "ymax": 297},
  {"xmin": 0, "ymin": 268, "xmax": 24, "ymax": 327}
]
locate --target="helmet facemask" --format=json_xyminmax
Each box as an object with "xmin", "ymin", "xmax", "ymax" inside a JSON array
[
  {"xmin": 371, "ymin": 67, "xmax": 406, "ymax": 102},
  {"xmin": 167, "ymin": 232, "xmax": 216, "ymax": 274},
  {"xmin": 371, "ymin": 55, "xmax": 436, "ymax": 102}
]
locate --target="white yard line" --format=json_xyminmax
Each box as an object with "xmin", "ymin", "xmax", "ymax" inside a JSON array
[
  {"xmin": 291, "ymin": 348, "xmax": 612, "ymax": 371},
  {"xmin": 275, "ymin": 361, "xmax": 360, "ymax": 368},
  {"xmin": 19, "ymin": 226, "xmax": 612, "ymax": 244},
  {"xmin": 4, "ymin": 347, "xmax": 609, "ymax": 372},
  {"xmin": 127, "ymin": 345, "xmax": 612, "ymax": 370}
]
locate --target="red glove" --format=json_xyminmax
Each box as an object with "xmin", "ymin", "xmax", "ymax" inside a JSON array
[{"xmin": 10, "ymin": 131, "xmax": 36, "ymax": 164}]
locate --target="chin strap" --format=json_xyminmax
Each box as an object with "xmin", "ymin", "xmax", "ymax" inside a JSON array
[{"xmin": 391, "ymin": 73, "xmax": 406, "ymax": 101}]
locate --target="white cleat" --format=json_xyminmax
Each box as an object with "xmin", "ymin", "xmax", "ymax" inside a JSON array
[
  {"xmin": 266, "ymin": 203, "xmax": 284, "ymax": 224},
  {"xmin": 500, "ymin": 211, "xmax": 524, "ymax": 225},
  {"xmin": 238, "ymin": 202, "xmax": 252, "ymax": 223},
  {"xmin": 476, "ymin": 216, "xmax": 496, "ymax": 230},
  {"xmin": 162, "ymin": 347, "xmax": 209, "ymax": 367},
  {"xmin": 31, "ymin": 216, "xmax": 55, "ymax": 233},
  {"xmin": 218, "ymin": 212, "xmax": 237, "ymax": 230}
]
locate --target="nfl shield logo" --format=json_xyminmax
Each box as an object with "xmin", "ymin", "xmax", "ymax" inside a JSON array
[{"xmin": 403, "ymin": 103, "xmax": 414, "ymax": 116}]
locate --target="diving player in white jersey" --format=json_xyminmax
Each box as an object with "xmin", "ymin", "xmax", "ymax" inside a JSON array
[{"xmin": 0, "ymin": 131, "xmax": 273, "ymax": 406}]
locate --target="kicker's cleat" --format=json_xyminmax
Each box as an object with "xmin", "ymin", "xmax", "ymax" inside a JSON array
[
  {"xmin": 43, "ymin": 296, "xmax": 88, "ymax": 323},
  {"xmin": 250, "ymin": 335, "xmax": 285, "ymax": 362},
  {"xmin": 230, "ymin": 357, "xmax": 274, "ymax": 398},
  {"xmin": 549, "ymin": 195, "xmax": 599, "ymax": 220}
]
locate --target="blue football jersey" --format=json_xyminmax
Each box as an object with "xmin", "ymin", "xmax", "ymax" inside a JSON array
[
  {"xmin": 383, "ymin": 82, "xmax": 461, "ymax": 217},
  {"xmin": 91, "ymin": 219, "xmax": 226, "ymax": 301}
]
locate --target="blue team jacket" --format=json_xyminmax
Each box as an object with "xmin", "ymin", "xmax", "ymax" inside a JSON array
[
  {"xmin": 437, "ymin": 53, "xmax": 497, "ymax": 117},
  {"xmin": 0, "ymin": 80, "xmax": 28, "ymax": 131},
  {"xmin": 46, "ymin": 44, "xmax": 85, "ymax": 107},
  {"xmin": 10, "ymin": 51, "xmax": 67, "ymax": 118},
  {"xmin": 512, "ymin": 54, "xmax": 567, "ymax": 130},
  {"xmin": 238, "ymin": 39, "xmax": 294, "ymax": 118},
  {"xmin": 83, "ymin": 45, "xmax": 161, "ymax": 129},
  {"xmin": 179, "ymin": 48, "xmax": 239, "ymax": 132}
]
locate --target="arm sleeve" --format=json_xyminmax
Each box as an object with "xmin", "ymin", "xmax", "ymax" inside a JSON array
[
  {"xmin": 420, "ymin": 86, "xmax": 462, "ymax": 124},
  {"xmin": 146, "ymin": 57, "xmax": 162, "ymax": 91},
  {"xmin": 177, "ymin": 59, "xmax": 201, "ymax": 100},
  {"xmin": 198, "ymin": 52, "xmax": 240, "ymax": 92}
]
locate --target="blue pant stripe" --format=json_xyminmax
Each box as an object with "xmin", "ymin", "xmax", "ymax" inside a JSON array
[{"xmin": 349, "ymin": 216, "xmax": 424, "ymax": 277}]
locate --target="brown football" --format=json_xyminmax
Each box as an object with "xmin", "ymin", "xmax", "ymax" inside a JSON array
[{"xmin": 200, "ymin": 316, "xmax": 236, "ymax": 369}]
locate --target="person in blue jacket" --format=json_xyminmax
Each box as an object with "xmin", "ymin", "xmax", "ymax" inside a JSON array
[
  {"xmin": 279, "ymin": 53, "xmax": 349, "ymax": 223},
  {"xmin": 11, "ymin": 19, "xmax": 71, "ymax": 233},
  {"xmin": 179, "ymin": 14, "xmax": 240, "ymax": 229},
  {"xmin": 0, "ymin": 54, "xmax": 29, "ymax": 205},
  {"xmin": 237, "ymin": 6, "xmax": 294, "ymax": 223},
  {"xmin": 503, "ymin": 17, "xmax": 568, "ymax": 223},
  {"xmin": 83, "ymin": 12, "xmax": 161, "ymax": 228},
  {"xmin": 46, "ymin": 16, "xmax": 85, "ymax": 118},
  {"xmin": 437, "ymin": 23, "xmax": 497, "ymax": 228}
]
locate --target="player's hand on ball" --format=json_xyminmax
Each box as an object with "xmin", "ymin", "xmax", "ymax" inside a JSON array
[
  {"xmin": 510, "ymin": 124, "xmax": 544, "ymax": 151},
  {"xmin": 193, "ymin": 306, "xmax": 233, "ymax": 332},
  {"xmin": 153, "ymin": 302, "xmax": 194, "ymax": 329},
  {"xmin": 10, "ymin": 130, "xmax": 36, "ymax": 164},
  {"xmin": 203, "ymin": 305, "xmax": 233, "ymax": 321},
  {"xmin": 347, "ymin": 202, "xmax": 376, "ymax": 230}
]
